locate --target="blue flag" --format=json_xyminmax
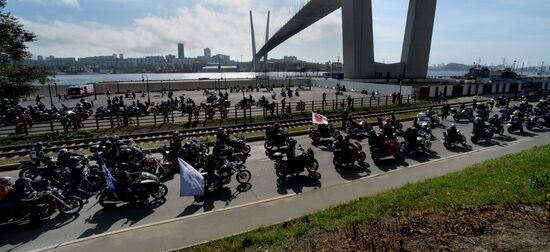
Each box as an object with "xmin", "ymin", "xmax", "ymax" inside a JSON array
[
  {"xmin": 98, "ymin": 156, "xmax": 118, "ymax": 199},
  {"xmin": 178, "ymin": 158, "xmax": 204, "ymax": 197}
]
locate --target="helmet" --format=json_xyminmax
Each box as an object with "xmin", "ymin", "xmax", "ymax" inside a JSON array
[
  {"xmin": 287, "ymin": 138, "xmax": 297, "ymax": 147},
  {"xmin": 58, "ymin": 148, "xmax": 69, "ymax": 157},
  {"xmin": 450, "ymin": 124, "xmax": 456, "ymax": 128},
  {"xmin": 217, "ymin": 127, "xmax": 224, "ymax": 135},
  {"xmin": 274, "ymin": 123, "xmax": 280, "ymax": 129},
  {"xmin": 0, "ymin": 177, "xmax": 12, "ymax": 187},
  {"xmin": 34, "ymin": 142, "xmax": 43, "ymax": 149},
  {"xmin": 493, "ymin": 114, "xmax": 499, "ymax": 118},
  {"xmin": 173, "ymin": 131, "xmax": 180, "ymax": 137},
  {"xmin": 15, "ymin": 177, "xmax": 32, "ymax": 188}
]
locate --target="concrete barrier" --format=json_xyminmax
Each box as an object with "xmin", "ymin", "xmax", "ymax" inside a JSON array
[{"xmin": 31, "ymin": 78, "xmax": 312, "ymax": 96}]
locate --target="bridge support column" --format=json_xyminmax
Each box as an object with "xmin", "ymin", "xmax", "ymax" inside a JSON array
[
  {"xmin": 342, "ymin": 0, "xmax": 375, "ymax": 79},
  {"xmin": 401, "ymin": 0, "xmax": 437, "ymax": 78}
]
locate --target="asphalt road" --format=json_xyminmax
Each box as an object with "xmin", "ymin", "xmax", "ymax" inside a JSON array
[{"xmin": 1, "ymin": 115, "xmax": 548, "ymax": 251}]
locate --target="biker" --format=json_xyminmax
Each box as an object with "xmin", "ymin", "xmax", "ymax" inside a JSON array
[
  {"xmin": 57, "ymin": 148, "xmax": 83, "ymax": 168},
  {"xmin": 270, "ymin": 123, "xmax": 287, "ymax": 143},
  {"xmin": 286, "ymin": 138, "xmax": 298, "ymax": 163},
  {"xmin": 382, "ymin": 118, "xmax": 395, "ymax": 139},
  {"xmin": 488, "ymin": 115, "xmax": 501, "ymax": 127},
  {"xmin": 403, "ymin": 127, "xmax": 420, "ymax": 150},
  {"xmin": 473, "ymin": 117, "xmax": 487, "ymax": 136},
  {"xmin": 446, "ymin": 124, "xmax": 459, "ymax": 143},
  {"xmin": 170, "ymin": 131, "xmax": 182, "ymax": 156},
  {"xmin": 318, "ymin": 123, "xmax": 332, "ymax": 137}
]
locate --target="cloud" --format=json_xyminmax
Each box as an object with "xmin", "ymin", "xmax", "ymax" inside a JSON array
[
  {"xmin": 59, "ymin": 0, "xmax": 79, "ymax": 8},
  {"xmin": 21, "ymin": 1, "xmax": 342, "ymax": 62},
  {"xmin": 18, "ymin": 0, "xmax": 80, "ymax": 8}
]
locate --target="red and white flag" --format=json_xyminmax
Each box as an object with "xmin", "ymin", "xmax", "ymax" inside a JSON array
[{"xmin": 312, "ymin": 112, "xmax": 329, "ymax": 125}]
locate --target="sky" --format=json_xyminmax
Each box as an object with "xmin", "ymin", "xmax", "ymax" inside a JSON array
[{"xmin": 4, "ymin": 0, "xmax": 550, "ymax": 66}]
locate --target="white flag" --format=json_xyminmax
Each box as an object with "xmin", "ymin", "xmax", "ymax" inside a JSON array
[
  {"xmin": 312, "ymin": 112, "xmax": 329, "ymax": 125},
  {"xmin": 178, "ymin": 158, "xmax": 205, "ymax": 197}
]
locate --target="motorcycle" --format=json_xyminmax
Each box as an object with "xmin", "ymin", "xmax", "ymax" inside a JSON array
[
  {"xmin": 264, "ymin": 131, "xmax": 289, "ymax": 150},
  {"xmin": 526, "ymin": 116, "xmax": 544, "ymax": 131},
  {"xmin": 442, "ymin": 130, "xmax": 467, "ymax": 149},
  {"xmin": 333, "ymin": 142, "xmax": 367, "ymax": 167},
  {"xmin": 369, "ymin": 135, "xmax": 402, "ymax": 165},
  {"xmin": 228, "ymin": 136, "xmax": 251, "ymax": 154},
  {"xmin": 201, "ymin": 162, "xmax": 251, "ymax": 192},
  {"xmin": 451, "ymin": 107, "xmax": 475, "ymax": 122},
  {"xmin": 272, "ymin": 146, "xmax": 319, "ymax": 179},
  {"xmin": 401, "ymin": 134, "xmax": 431, "ymax": 155},
  {"xmin": 0, "ymin": 183, "xmax": 83, "ymax": 226},
  {"xmin": 471, "ymin": 128, "xmax": 494, "ymax": 144},
  {"xmin": 310, "ymin": 125, "xmax": 336, "ymax": 144},
  {"xmin": 77, "ymin": 164, "xmax": 104, "ymax": 197},
  {"xmin": 507, "ymin": 118, "xmax": 524, "ymax": 134},
  {"xmin": 346, "ymin": 120, "xmax": 371, "ymax": 139},
  {"xmin": 97, "ymin": 172, "xmax": 168, "ymax": 208}
]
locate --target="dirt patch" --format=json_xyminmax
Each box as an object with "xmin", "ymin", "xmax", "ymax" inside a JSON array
[{"xmin": 297, "ymin": 205, "xmax": 550, "ymax": 252}]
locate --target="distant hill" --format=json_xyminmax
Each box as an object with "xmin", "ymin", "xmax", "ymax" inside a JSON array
[{"xmin": 429, "ymin": 63, "xmax": 470, "ymax": 71}]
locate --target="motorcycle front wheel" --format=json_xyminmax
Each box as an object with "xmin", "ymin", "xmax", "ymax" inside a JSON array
[
  {"xmin": 98, "ymin": 193, "xmax": 117, "ymax": 209},
  {"xmin": 58, "ymin": 196, "xmax": 84, "ymax": 215},
  {"xmin": 241, "ymin": 145, "xmax": 251, "ymax": 154},
  {"xmin": 236, "ymin": 170, "xmax": 252, "ymax": 184},
  {"xmin": 358, "ymin": 152, "xmax": 367, "ymax": 162},
  {"xmin": 306, "ymin": 160, "xmax": 319, "ymax": 172},
  {"xmin": 264, "ymin": 141, "xmax": 274, "ymax": 150},
  {"xmin": 151, "ymin": 184, "xmax": 168, "ymax": 199}
]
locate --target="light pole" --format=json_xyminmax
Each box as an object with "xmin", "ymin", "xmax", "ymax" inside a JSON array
[
  {"xmin": 54, "ymin": 81, "xmax": 58, "ymax": 97},
  {"xmin": 47, "ymin": 82, "xmax": 54, "ymax": 107},
  {"xmin": 142, "ymin": 75, "xmax": 150, "ymax": 104}
]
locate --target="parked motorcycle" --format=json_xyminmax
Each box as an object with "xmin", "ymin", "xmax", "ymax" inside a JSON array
[
  {"xmin": 451, "ymin": 108, "xmax": 475, "ymax": 122},
  {"xmin": 507, "ymin": 117, "xmax": 524, "ymax": 134},
  {"xmin": 201, "ymin": 162, "xmax": 251, "ymax": 192},
  {"xmin": 310, "ymin": 125, "xmax": 336, "ymax": 144},
  {"xmin": 401, "ymin": 134, "xmax": 431, "ymax": 155},
  {"xmin": 228, "ymin": 136, "xmax": 251, "ymax": 154},
  {"xmin": 346, "ymin": 120, "xmax": 371, "ymax": 139},
  {"xmin": 369, "ymin": 134, "xmax": 402, "ymax": 165},
  {"xmin": 471, "ymin": 129, "xmax": 494, "ymax": 144},
  {"xmin": 526, "ymin": 116, "xmax": 544, "ymax": 131},
  {"xmin": 333, "ymin": 142, "xmax": 367, "ymax": 167},
  {"xmin": 97, "ymin": 172, "xmax": 168, "ymax": 208},
  {"xmin": 442, "ymin": 130, "xmax": 467, "ymax": 149},
  {"xmin": 272, "ymin": 146, "xmax": 319, "ymax": 179},
  {"xmin": 0, "ymin": 183, "xmax": 83, "ymax": 226},
  {"xmin": 264, "ymin": 132, "xmax": 289, "ymax": 150}
]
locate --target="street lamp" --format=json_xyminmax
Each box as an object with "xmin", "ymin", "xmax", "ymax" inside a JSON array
[
  {"xmin": 142, "ymin": 75, "xmax": 150, "ymax": 104},
  {"xmin": 54, "ymin": 81, "xmax": 58, "ymax": 97},
  {"xmin": 47, "ymin": 82, "xmax": 54, "ymax": 107}
]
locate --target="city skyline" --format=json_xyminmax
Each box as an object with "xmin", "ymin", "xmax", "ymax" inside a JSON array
[{"xmin": 6, "ymin": 0, "xmax": 550, "ymax": 66}]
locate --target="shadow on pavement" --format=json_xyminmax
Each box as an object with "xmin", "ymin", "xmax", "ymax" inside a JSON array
[
  {"xmin": 78, "ymin": 199, "xmax": 166, "ymax": 239},
  {"xmin": 334, "ymin": 163, "xmax": 371, "ymax": 181},
  {"xmin": 178, "ymin": 184, "xmax": 252, "ymax": 218},
  {"xmin": 0, "ymin": 214, "xmax": 79, "ymax": 251},
  {"xmin": 407, "ymin": 151, "xmax": 441, "ymax": 163},
  {"xmin": 276, "ymin": 173, "xmax": 322, "ymax": 195},
  {"xmin": 377, "ymin": 159, "xmax": 409, "ymax": 171}
]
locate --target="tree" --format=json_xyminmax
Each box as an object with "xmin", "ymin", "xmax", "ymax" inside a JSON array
[{"xmin": 0, "ymin": 0, "xmax": 53, "ymax": 99}]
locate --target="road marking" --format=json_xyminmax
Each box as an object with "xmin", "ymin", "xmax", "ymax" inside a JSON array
[{"xmin": 32, "ymin": 193, "xmax": 297, "ymax": 252}]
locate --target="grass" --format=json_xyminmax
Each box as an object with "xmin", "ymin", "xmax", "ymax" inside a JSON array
[{"xmin": 183, "ymin": 144, "xmax": 550, "ymax": 251}]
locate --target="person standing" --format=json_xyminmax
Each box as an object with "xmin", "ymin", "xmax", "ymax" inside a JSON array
[{"xmin": 441, "ymin": 102, "xmax": 451, "ymax": 120}]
